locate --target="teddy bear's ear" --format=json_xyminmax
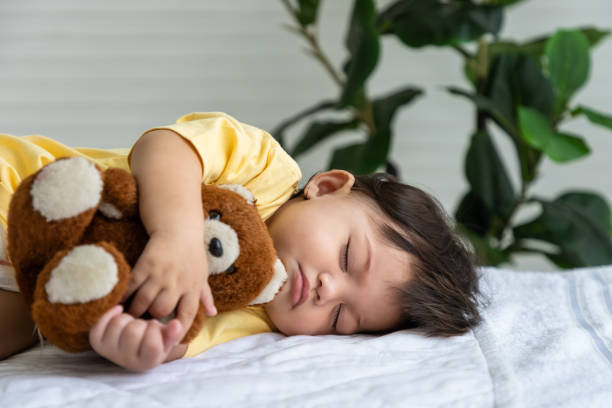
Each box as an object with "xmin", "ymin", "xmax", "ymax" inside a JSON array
[
  {"xmin": 217, "ymin": 184, "xmax": 255, "ymax": 205},
  {"xmin": 248, "ymin": 258, "xmax": 287, "ymax": 305}
]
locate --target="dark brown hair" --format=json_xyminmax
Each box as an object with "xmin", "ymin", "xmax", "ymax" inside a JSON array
[{"xmin": 293, "ymin": 172, "xmax": 482, "ymax": 337}]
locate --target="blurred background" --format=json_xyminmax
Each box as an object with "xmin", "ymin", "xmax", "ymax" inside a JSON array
[{"xmin": 1, "ymin": 0, "xmax": 610, "ymax": 271}]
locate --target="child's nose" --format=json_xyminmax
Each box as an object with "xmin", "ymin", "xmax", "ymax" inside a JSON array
[{"xmin": 315, "ymin": 272, "xmax": 345, "ymax": 304}]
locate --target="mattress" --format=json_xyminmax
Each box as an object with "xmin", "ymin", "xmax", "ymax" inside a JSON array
[{"xmin": 1, "ymin": 265, "xmax": 611, "ymax": 408}]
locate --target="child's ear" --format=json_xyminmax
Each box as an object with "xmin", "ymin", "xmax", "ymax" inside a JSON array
[{"xmin": 304, "ymin": 170, "xmax": 355, "ymax": 199}]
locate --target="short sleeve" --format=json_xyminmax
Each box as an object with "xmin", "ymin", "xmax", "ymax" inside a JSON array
[
  {"xmin": 128, "ymin": 112, "xmax": 301, "ymax": 220},
  {"xmin": 183, "ymin": 306, "xmax": 277, "ymax": 358},
  {"xmin": 0, "ymin": 134, "xmax": 130, "ymax": 229}
]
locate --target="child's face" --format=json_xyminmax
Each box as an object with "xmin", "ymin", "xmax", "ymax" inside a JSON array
[{"xmin": 264, "ymin": 170, "xmax": 412, "ymax": 336}]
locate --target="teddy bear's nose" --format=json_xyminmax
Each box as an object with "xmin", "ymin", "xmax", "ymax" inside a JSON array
[{"xmin": 209, "ymin": 237, "xmax": 223, "ymax": 257}]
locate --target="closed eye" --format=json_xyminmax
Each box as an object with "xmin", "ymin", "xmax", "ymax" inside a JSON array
[
  {"xmin": 343, "ymin": 238, "xmax": 350, "ymax": 272},
  {"xmin": 334, "ymin": 237, "xmax": 350, "ymax": 332}
]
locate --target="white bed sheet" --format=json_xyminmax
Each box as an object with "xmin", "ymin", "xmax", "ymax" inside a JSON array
[{"xmin": 1, "ymin": 265, "xmax": 611, "ymax": 408}]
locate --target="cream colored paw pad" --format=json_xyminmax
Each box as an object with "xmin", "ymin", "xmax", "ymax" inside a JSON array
[
  {"xmin": 45, "ymin": 245, "xmax": 118, "ymax": 303},
  {"xmin": 99, "ymin": 201, "xmax": 122, "ymax": 219},
  {"xmin": 31, "ymin": 157, "xmax": 103, "ymax": 221},
  {"xmin": 218, "ymin": 184, "xmax": 255, "ymax": 205}
]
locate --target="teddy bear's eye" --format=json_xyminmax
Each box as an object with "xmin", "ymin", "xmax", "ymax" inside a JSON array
[
  {"xmin": 209, "ymin": 237, "xmax": 223, "ymax": 257},
  {"xmin": 225, "ymin": 265, "xmax": 237, "ymax": 274},
  {"xmin": 208, "ymin": 210, "xmax": 221, "ymax": 220}
]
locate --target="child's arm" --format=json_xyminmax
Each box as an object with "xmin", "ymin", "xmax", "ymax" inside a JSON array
[
  {"xmin": 123, "ymin": 129, "xmax": 216, "ymax": 338},
  {"xmin": 88, "ymin": 129, "xmax": 214, "ymax": 370}
]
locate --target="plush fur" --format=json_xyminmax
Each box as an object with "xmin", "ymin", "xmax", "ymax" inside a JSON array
[{"xmin": 7, "ymin": 157, "xmax": 287, "ymax": 352}]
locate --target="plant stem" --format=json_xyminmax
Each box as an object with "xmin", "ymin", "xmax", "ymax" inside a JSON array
[
  {"xmin": 303, "ymin": 35, "xmax": 346, "ymax": 88},
  {"xmin": 451, "ymin": 44, "xmax": 473, "ymax": 59},
  {"xmin": 353, "ymin": 100, "xmax": 376, "ymax": 133},
  {"xmin": 280, "ymin": 0, "xmax": 345, "ymax": 88},
  {"xmin": 279, "ymin": 0, "xmax": 376, "ymax": 134}
]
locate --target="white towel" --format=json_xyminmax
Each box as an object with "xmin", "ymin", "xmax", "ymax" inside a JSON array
[{"xmin": 475, "ymin": 266, "xmax": 612, "ymax": 407}]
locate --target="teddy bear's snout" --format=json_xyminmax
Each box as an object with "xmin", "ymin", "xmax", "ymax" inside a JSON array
[{"xmin": 204, "ymin": 218, "xmax": 240, "ymax": 275}]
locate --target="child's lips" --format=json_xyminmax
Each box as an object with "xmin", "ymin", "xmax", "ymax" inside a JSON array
[{"xmin": 291, "ymin": 263, "xmax": 309, "ymax": 308}]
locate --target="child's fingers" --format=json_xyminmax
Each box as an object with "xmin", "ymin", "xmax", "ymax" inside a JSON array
[
  {"xmin": 148, "ymin": 288, "xmax": 178, "ymax": 318},
  {"xmin": 117, "ymin": 318, "xmax": 148, "ymax": 353},
  {"xmin": 102, "ymin": 312, "xmax": 137, "ymax": 348},
  {"xmin": 121, "ymin": 270, "xmax": 148, "ymax": 303},
  {"xmin": 89, "ymin": 305, "xmax": 123, "ymax": 345},
  {"xmin": 175, "ymin": 292, "xmax": 199, "ymax": 338},
  {"xmin": 127, "ymin": 278, "xmax": 158, "ymax": 317},
  {"xmin": 160, "ymin": 319, "xmax": 182, "ymax": 352},
  {"xmin": 199, "ymin": 283, "xmax": 217, "ymax": 316},
  {"xmin": 137, "ymin": 321, "xmax": 166, "ymax": 362}
]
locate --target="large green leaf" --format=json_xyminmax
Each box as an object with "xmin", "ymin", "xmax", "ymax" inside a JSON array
[
  {"xmin": 296, "ymin": 0, "xmax": 320, "ymax": 27},
  {"xmin": 495, "ymin": 27, "xmax": 608, "ymax": 61},
  {"xmin": 464, "ymin": 27, "xmax": 609, "ymax": 85},
  {"xmin": 271, "ymin": 100, "xmax": 336, "ymax": 148},
  {"xmin": 465, "ymin": 131, "xmax": 516, "ymax": 220},
  {"xmin": 447, "ymin": 87, "xmax": 512, "ymax": 130},
  {"xmin": 557, "ymin": 191, "xmax": 612, "ymax": 231},
  {"xmin": 514, "ymin": 194, "xmax": 612, "ymax": 267},
  {"xmin": 291, "ymin": 119, "xmax": 359, "ymax": 157},
  {"xmin": 339, "ymin": 0, "xmax": 380, "ymax": 108},
  {"xmin": 546, "ymin": 29, "xmax": 591, "ymax": 110},
  {"xmin": 329, "ymin": 143, "xmax": 367, "ymax": 173},
  {"xmin": 526, "ymin": 27, "xmax": 610, "ymax": 55},
  {"xmin": 517, "ymin": 106, "xmax": 549, "ymax": 150},
  {"xmin": 378, "ymin": 0, "xmax": 503, "ymax": 47},
  {"xmin": 545, "ymin": 132, "xmax": 590, "ymax": 163},
  {"xmin": 486, "ymin": 54, "xmax": 555, "ymax": 131},
  {"xmin": 372, "ymin": 86, "xmax": 423, "ymax": 131},
  {"xmin": 455, "ymin": 190, "xmax": 491, "ymax": 237},
  {"xmin": 572, "ymin": 105, "xmax": 612, "ymax": 132},
  {"xmin": 328, "ymin": 128, "xmax": 391, "ymax": 174},
  {"xmin": 456, "ymin": 223, "xmax": 511, "ymax": 266},
  {"xmin": 518, "ymin": 106, "xmax": 590, "ymax": 162},
  {"xmin": 447, "ymin": 86, "xmax": 543, "ymax": 182}
]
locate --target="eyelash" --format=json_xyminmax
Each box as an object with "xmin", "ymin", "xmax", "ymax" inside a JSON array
[
  {"xmin": 343, "ymin": 239, "xmax": 350, "ymax": 272},
  {"xmin": 334, "ymin": 239, "xmax": 350, "ymax": 330}
]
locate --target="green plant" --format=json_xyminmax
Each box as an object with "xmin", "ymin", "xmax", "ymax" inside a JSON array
[
  {"xmin": 274, "ymin": 0, "xmax": 423, "ymax": 176},
  {"xmin": 275, "ymin": 0, "xmax": 612, "ymax": 268},
  {"xmin": 441, "ymin": 20, "xmax": 612, "ymax": 268}
]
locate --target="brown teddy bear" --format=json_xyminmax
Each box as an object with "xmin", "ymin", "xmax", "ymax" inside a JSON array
[{"xmin": 7, "ymin": 157, "xmax": 287, "ymax": 352}]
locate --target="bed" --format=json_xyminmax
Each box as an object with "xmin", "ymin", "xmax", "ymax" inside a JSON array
[{"xmin": 1, "ymin": 265, "xmax": 611, "ymax": 407}]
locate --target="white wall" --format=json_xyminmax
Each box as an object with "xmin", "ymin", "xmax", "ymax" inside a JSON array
[{"xmin": 1, "ymin": 0, "xmax": 610, "ymax": 270}]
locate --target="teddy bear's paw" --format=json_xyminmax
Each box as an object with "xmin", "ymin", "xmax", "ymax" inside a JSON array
[
  {"xmin": 31, "ymin": 157, "xmax": 103, "ymax": 222},
  {"xmin": 45, "ymin": 244, "xmax": 120, "ymax": 304},
  {"xmin": 217, "ymin": 184, "xmax": 255, "ymax": 205},
  {"xmin": 98, "ymin": 167, "xmax": 139, "ymax": 220},
  {"xmin": 31, "ymin": 242, "xmax": 130, "ymax": 351},
  {"xmin": 249, "ymin": 258, "xmax": 288, "ymax": 305}
]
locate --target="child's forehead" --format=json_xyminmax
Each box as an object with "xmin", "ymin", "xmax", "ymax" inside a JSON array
[
  {"xmin": 349, "ymin": 192, "xmax": 417, "ymax": 261},
  {"xmin": 347, "ymin": 193, "xmax": 397, "ymax": 233}
]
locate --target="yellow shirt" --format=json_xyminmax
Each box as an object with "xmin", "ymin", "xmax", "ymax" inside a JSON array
[{"xmin": 0, "ymin": 111, "xmax": 301, "ymax": 358}]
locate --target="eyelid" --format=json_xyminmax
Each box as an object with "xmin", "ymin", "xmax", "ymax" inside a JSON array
[{"xmin": 342, "ymin": 238, "xmax": 350, "ymax": 272}]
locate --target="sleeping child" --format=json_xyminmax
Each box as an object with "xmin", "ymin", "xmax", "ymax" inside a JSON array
[{"xmin": 0, "ymin": 112, "xmax": 481, "ymax": 371}]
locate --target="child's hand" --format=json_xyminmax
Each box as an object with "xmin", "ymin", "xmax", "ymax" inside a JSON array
[
  {"xmin": 122, "ymin": 228, "xmax": 217, "ymax": 341},
  {"xmin": 89, "ymin": 305, "xmax": 181, "ymax": 371}
]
